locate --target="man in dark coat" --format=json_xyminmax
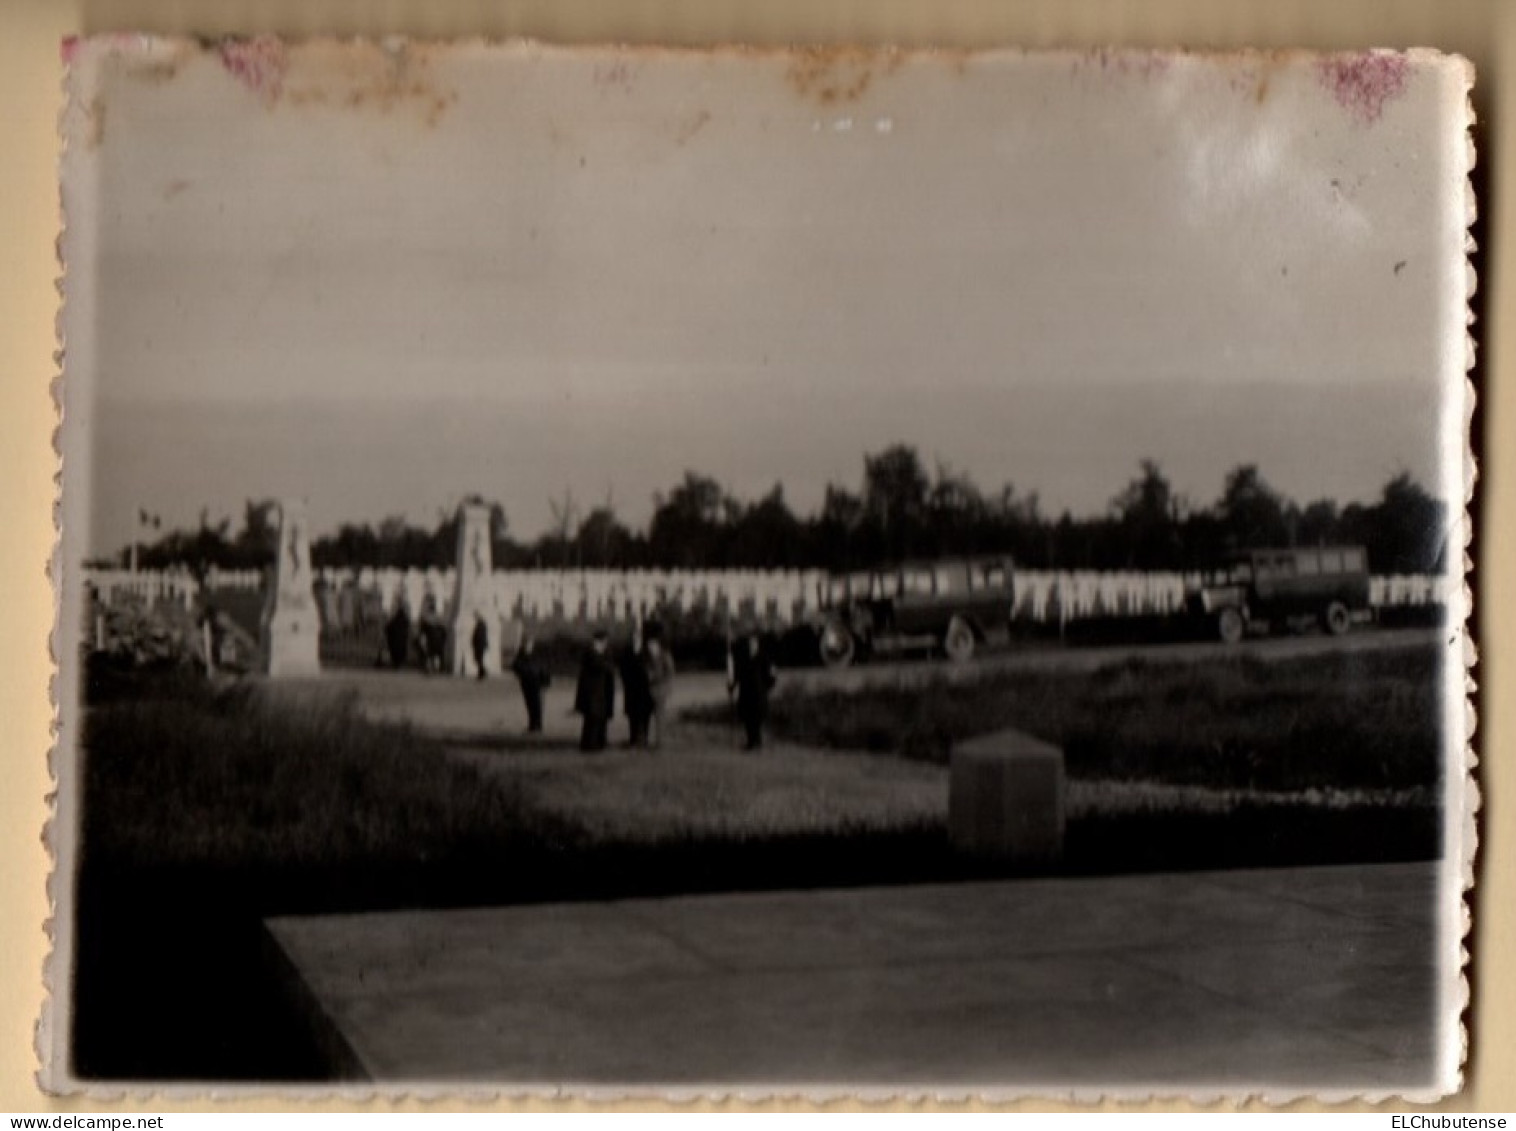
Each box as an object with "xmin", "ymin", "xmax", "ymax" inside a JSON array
[
  {"xmin": 644, "ymin": 626, "xmax": 676, "ymax": 749},
  {"xmin": 384, "ymin": 601, "xmax": 412, "ymax": 669},
  {"xmin": 574, "ymin": 630, "xmax": 617, "ymax": 752},
  {"xmin": 510, "ymin": 634, "xmax": 549, "ymax": 734},
  {"xmin": 619, "ymin": 629, "xmax": 654, "ymax": 748},
  {"xmin": 471, "ymin": 613, "xmax": 490, "ymax": 681},
  {"xmin": 417, "ymin": 596, "xmax": 446, "ymax": 674},
  {"xmin": 729, "ymin": 629, "xmax": 778, "ymax": 751}
]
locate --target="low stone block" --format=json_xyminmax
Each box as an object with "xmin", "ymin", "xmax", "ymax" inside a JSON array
[{"xmin": 949, "ymin": 728, "xmax": 1065, "ymax": 860}]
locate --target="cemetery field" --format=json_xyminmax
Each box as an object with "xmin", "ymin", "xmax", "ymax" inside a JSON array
[{"xmin": 71, "ymin": 644, "xmax": 1444, "ymax": 1079}]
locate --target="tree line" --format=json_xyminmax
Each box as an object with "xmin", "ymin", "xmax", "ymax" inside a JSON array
[{"xmin": 117, "ymin": 445, "xmax": 1451, "ymax": 577}]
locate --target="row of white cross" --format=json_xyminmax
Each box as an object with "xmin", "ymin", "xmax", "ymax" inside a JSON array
[{"xmin": 85, "ymin": 565, "xmax": 1453, "ymax": 629}]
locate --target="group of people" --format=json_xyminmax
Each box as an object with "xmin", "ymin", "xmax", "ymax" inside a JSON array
[
  {"xmin": 381, "ymin": 597, "xmax": 449, "ymax": 673},
  {"xmin": 566, "ymin": 626, "xmax": 678, "ymax": 752},
  {"xmin": 382, "ymin": 600, "xmax": 778, "ymax": 753},
  {"xmin": 535, "ymin": 624, "xmax": 778, "ymax": 754}
]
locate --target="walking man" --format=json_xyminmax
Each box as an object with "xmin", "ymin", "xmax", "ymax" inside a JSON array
[
  {"xmin": 644, "ymin": 626, "xmax": 676, "ymax": 749},
  {"xmin": 619, "ymin": 627, "xmax": 653, "ymax": 748},
  {"xmin": 417, "ymin": 596, "xmax": 446, "ymax": 674},
  {"xmin": 510, "ymin": 634, "xmax": 549, "ymax": 734},
  {"xmin": 471, "ymin": 613, "xmax": 491, "ymax": 681},
  {"xmin": 729, "ymin": 627, "xmax": 777, "ymax": 751},
  {"xmin": 574, "ymin": 629, "xmax": 617, "ymax": 752},
  {"xmin": 384, "ymin": 599, "xmax": 411, "ymax": 669}
]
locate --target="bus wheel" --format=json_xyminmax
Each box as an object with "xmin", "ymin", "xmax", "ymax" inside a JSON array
[
  {"xmin": 944, "ymin": 617, "xmax": 977, "ymax": 663},
  {"xmin": 819, "ymin": 621, "xmax": 856, "ymax": 668},
  {"xmin": 1217, "ymin": 608, "xmax": 1245, "ymax": 645},
  {"xmin": 1323, "ymin": 601, "xmax": 1351, "ymax": 636}
]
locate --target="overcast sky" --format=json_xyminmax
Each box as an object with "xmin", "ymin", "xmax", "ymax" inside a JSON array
[{"xmin": 65, "ymin": 42, "xmax": 1470, "ymax": 554}]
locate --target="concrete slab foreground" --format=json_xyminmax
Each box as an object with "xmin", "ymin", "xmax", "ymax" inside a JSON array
[{"xmin": 265, "ymin": 862, "xmax": 1450, "ymax": 1094}]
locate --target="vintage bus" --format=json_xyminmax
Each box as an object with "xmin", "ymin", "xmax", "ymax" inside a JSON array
[
  {"xmin": 1187, "ymin": 545, "xmax": 1372, "ymax": 643},
  {"xmin": 815, "ymin": 556, "xmax": 1015, "ymax": 667}
]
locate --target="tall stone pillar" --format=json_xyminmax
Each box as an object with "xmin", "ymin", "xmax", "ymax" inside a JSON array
[
  {"xmin": 448, "ymin": 502, "xmax": 497, "ymax": 677},
  {"xmin": 260, "ymin": 498, "xmax": 321, "ymax": 677}
]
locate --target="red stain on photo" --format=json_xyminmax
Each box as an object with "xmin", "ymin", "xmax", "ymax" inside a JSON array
[
  {"xmin": 1317, "ymin": 52, "xmax": 1411, "ymax": 124},
  {"xmin": 218, "ymin": 36, "xmax": 289, "ymax": 101},
  {"xmin": 1072, "ymin": 48, "xmax": 1173, "ymax": 81}
]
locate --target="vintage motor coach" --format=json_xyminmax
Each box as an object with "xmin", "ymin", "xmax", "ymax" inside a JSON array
[
  {"xmin": 1187, "ymin": 545, "xmax": 1372, "ymax": 643},
  {"xmin": 815, "ymin": 557, "xmax": 1015, "ymax": 667}
]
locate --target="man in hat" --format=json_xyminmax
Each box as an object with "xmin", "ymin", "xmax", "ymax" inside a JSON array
[
  {"xmin": 619, "ymin": 624, "xmax": 654, "ymax": 748},
  {"xmin": 644, "ymin": 623, "xmax": 677, "ymax": 749},
  {"xmin": 510, "ymin": 632, "xmax": 550, "ymax": 734},
  {"xmin": 574, "ymin": 629, "xmax": 617, "ymax": 752},
  {"xmin": 471, "ymin": 612, "xmax": 491, "ymax": 681},
  {"xmin": 729, "ymin": 626, "xmax": 777, "ymax": 751},
  {"xmin": 384, "ymin": 598, "xmax": 412, "ymax": 669},
  {"xmin": 417, "ymin": 595, "xmax": 447, "ymax": 674}
]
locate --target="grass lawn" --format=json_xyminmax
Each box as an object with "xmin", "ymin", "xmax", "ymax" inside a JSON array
[
  {"xmin": 79, "ymin": 647, "xmax": 1446, "ymax": 883},
  {"xmin": 694, "ymin": 644, "xmax": 1446, "ymax": 794},
  {"xmin": 81, "ymin": 677, "xmax": 569, "ymax": 874},
  {"xmin": 451, "ymin": 739, "xmax": 1435, "ymax": 847},
  {"xmin": 458, "ymin": 736, "xmax": 947, "ymax": 843}
]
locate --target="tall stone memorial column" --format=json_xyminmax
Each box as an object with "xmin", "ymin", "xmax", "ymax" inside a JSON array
[
  {"xmin": 260, "ymin": 498, "xmax": 321, "ymax": 677},
  {"xmin": 448, "ymin": 502, "xmax": 497, "ymax": 677}
]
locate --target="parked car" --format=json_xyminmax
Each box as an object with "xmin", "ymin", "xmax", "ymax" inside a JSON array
[
  {"xmin": 815, "ymin": 557, "xmax": 1014, "ymax": 667},
  {"xmin": 1187, "ymin": 545, "xmax": 1372, "ymax": 643}
]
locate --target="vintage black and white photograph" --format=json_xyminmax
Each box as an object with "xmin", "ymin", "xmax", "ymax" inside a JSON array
[{"xmin": 47, "ymin": 38, "xmax": 1474, "ymax": 1096}]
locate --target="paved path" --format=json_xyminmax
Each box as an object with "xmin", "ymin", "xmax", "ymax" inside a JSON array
[{"xmin": 266, "ymin": 861, "xmax": 1452, "ymax": 1094}]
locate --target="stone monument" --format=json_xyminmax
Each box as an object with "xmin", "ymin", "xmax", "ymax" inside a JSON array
[
  {"xmin": 260, "ymin": 498, "xmax": 321, "ymax": 677},
  {"xmin": 949, "ymin": 727, "xmax": 1065, "ymax": 861},
  {"xmin": 447, "ymin": 501, "xmax": 498, "ymax": 677}
]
